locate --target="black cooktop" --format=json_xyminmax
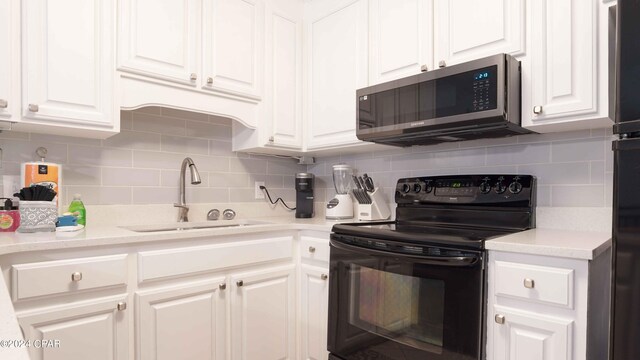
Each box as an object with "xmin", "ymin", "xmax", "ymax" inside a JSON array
[{"xmin": 331, "ymin": 175, "xmax": 536, "ymax": 250}]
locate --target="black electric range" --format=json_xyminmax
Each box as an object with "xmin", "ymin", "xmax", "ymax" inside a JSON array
[{"xmin": 328, "ymin": 175, "xmax": 536, "ymax": 360}]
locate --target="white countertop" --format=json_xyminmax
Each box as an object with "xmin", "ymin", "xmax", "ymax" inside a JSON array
[{"xmin": 485, "ymin": 228, "xmax": 611, "ymax": 260}]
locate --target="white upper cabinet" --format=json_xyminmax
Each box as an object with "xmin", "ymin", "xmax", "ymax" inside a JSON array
[
  {"xmin": 0, "ymin": 0, "xmax": 18, "ymax": 125},
  {"xmin": 434, "ymin": 0, "xmax": 525, "ymax": 66},
  {"xmin": 523, "ymin": 0, "xmax": 613, "ymax": 131},
  {"xmin": 305, "ymin": 0, "xmax": 369, "ymax": 150},
  {"xmin": 118, "ymin": 0, "xmax": 199, "ymax": 85},
  {"xmin": 202, "ymin": 0, "xmax": 265, "ymax": 100},
  {"xmin": 266, "ymin": 0, "xmax": 303, "ymax": 148},
  {"xmin": 21, "ymin": 0, "xmax": 116, "ymax": 132},
  {"xmin": 369, "ymin": 0, "xmax": 433, "ymax": 85}
]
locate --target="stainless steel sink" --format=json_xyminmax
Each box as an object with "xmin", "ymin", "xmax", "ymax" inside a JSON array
[{"xmin": 121, "ymin": 220, "xmax": 272, "ymax": 233}]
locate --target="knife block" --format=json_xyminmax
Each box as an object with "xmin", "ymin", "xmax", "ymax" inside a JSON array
[{"xmin": 357, "ymin": 188, "xmax": 391, "ymax": 221}]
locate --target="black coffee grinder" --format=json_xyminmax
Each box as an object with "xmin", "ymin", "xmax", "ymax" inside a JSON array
[{"xmin": 295, "ymin": 173, "xmax": 314, "ymax": 218}]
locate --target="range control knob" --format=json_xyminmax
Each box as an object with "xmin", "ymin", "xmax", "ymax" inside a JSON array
[
  {"xmin": 495, "ymin": 181, "xmax": 507, "ymax": 194},
  {"xmin": 414, "ymin": 183, "xmax": 422, "ymax": 193},
  {"xmin": 509, "ymin": 181, "xmax": 523, "ymax": 194},
  {"xmin": 425, "ymin": 182, "xmax": 434, "ymax": 193},
  {"xmin": 479, "ymin": 182, "xmax": 491, "ymax": 194},
  {"xmin": 401, "ymin": 183, "xmax": 411, "ymax": 193}
]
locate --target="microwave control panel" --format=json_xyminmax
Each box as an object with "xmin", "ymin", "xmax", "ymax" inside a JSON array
[{"xmin": 472, "ymin": 67, "xmax": 497, "ymax": 112}]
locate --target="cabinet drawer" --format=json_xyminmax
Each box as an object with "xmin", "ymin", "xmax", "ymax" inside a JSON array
[
  {"xmin": 300, "ymin": 237, "xmax": 329, "ymax": 263},
  {"xmin": 138, "ymin": 237, "xmax": 293, "ymax": 283},
  {"xmin": 11, "ymin": 254, "xmax": 128, "ymax": 301},
  {"xmin": 494, "ymin": 261, "xmax": 574, "ymax": 308}
]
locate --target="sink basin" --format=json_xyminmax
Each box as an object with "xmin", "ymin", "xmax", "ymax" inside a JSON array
[{"xmin": 121, "ymin": 220, "xmax": 272, "ymax": 233}]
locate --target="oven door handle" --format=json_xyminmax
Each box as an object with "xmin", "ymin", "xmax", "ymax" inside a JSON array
[{"xmin": 330, "ymin": 239, "xmax": 480, "ymax": 267}]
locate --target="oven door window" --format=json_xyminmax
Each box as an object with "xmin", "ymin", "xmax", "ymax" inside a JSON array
[{"xmin": 349, "ymin": 264, "xmax": 445, "ymax": 351}]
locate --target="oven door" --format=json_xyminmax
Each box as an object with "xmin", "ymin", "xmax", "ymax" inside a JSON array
[{"xmin": 328, "ymin": 234, "xmax": 485, "ymax": 360}]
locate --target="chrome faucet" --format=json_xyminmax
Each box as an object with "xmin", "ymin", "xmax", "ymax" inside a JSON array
[{"xmin": 174, "ymin": 157, "xmax": 202, "ymax": 222}]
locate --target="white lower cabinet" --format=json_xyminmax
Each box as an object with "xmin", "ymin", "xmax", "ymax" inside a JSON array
[
  {"xmin": 136, "ymin": 278, "xmax": 227, "ymax": 360},
  {"xmin": 299, "ymin": 235, "xmax": 331, "ymax": 360},
  {"xmin": 486, "ymin": 249, "xmax": 611, "ymax": 360},
  {"xmin": 18, "ymin": 294, "xmax": 130, "ymax": 360},
  {"xmin": 300, "ymin": 265, "xmax": 329, "ymax": 360},
  {"xmin": 230, "ymin": 264, "xmax": 296, "ymax": 360},
  {"xmin": 492, "ymin": 305, "xmax": 573, "ymax": 360}
]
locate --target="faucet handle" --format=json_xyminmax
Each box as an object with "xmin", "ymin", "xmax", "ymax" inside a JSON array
[
  {"xmin": 222, "ymin": 209, "xmax": 236, "ymax": 220},
  {"xmin": 207, "ymin": 209, "xmax": 220, "ymax": 220}
]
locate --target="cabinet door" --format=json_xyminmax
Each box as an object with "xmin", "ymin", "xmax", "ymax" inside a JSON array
[
  {"xmin": 202, "ymin": 0, "xmax": 264, "ymax": 100},
  {"xmin": 118, "ymin": 0, "xmax": 199, "ymax": 85},
  {"xmin": 231, "ymin": 265, "xmax": 296, "ymax": 360},
  {"xmin": 136, "ymin": 278, "xmax": 227, "ymax": 360},
  {"xmin": 492, "ymin": 305, "xmax": 573, "ymax": 360},
  {"xmin": 434, "ymin": 0, "xmax": 525, "ymax": 66},
  {"xmin": 0, "ymin": 0, "xmax": 18, "ymax": 123},
  {"xmin": 266, "ymin": 0, "xmax": 303, "ymax": 148},
  {"xmin": 305, "ymin": 0, "xmax": 369, "ymax": 149},
  {"xmin": 300, "ymin": 265, "xmax": 329, "ymax": 360},
  {"xmin": 22, "ymin": 0, "xmax": 115, "ymax": 128},
  {"xmin": 526, "ymin": 0, "xmax": 596, "ymax": 123},
  {"xmin": 369, "ymin": 0, "xmax": 433, "ymax": 84},
  {"xmin": 18, "ymin": 295, "xmax": 129, "ymax": 360}
]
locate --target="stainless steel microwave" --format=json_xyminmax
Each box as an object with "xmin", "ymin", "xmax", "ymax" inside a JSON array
[{"xmin": 356, "ymin": 54, "xmax": 533, "ymax": 146}]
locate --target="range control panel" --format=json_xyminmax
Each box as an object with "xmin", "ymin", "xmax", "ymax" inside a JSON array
[{"xmin": 395, "ymin": 175, "xmax": 535, "ymax": 206}]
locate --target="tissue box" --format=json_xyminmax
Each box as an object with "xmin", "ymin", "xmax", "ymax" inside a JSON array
[{"xmin": 18, "ymin": 201, "xmax": 57, "ymax": 233}]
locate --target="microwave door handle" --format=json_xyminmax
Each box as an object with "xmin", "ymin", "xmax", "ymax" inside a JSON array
[{"xmin": 330, "ymin": 239, "xmax": 479, "ymax": 267}]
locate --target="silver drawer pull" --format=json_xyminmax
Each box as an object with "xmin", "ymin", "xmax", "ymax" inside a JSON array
[
  {"xmin": 219, "ymin": 283, "xmax": 226, "ymax": 290},
  {"xmin": 236, "ymin": 280, "xmax": 243, "ymax": 287},
  {"xmin": 207, "ymin": 77, "xmax": 213, "ymax": 85},
  {"xmin": 28, "ymin": 104, "xmax": 39, "ymax": 112},
  {"xmin": 308, "ymin": 246, "xmax": 316, "ymax": 253},
  {"xmin": 321, "ymin": 274, "xmax": 328, "ymax": 280},
  {"xmin": 0, "ymin": 99, "xmax": 7, "ymax": 108},
  {"xmin": 420, "ymin": 64, "xmax": 428, "ymax": 72},
  {"xmin": 117, "ymin": 302, "xmax": 127, "ymax": 311},
  {"xmin": 190, "ymin": 73, "xmax": 197, "ymax": 81},
  {"xmin": 71, "ymin": 272, "xmax": 83, "ymax": 282},
  {"xmin": 438, "ymin": 60, "xmax": 446, "ymax": 68},
  {"xmin": 524, "ymin": 278, "xmax": 535, "ymax": 289},
  {"xmin": 533, "ymin": 105, "xmax": 543, "ymax": 114},
  {"xmin": 495, "ymin": 314, "xmax": 505, "ymax": 325}
]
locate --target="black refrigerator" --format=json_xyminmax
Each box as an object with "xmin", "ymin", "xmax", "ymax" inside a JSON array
[{"xmin": 611, "ymin": 0, "xmax": 640, "ymax": 359}]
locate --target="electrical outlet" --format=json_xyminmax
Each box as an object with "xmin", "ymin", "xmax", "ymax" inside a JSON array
[{"xmin": 255, "ymin": 181, "xmax": 265, "ymax": 199}]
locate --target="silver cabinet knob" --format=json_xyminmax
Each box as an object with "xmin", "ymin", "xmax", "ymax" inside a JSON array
[
  {"xmin": 28, "ymin": 104, "xmax": 39, "ymax": 112},
  {"xmin": 420, "ymin": 64, "xmax": 428, "ymax": 72},
  {"xmin": 0, "ymin": 99, "xmax": 7, "ymax": 109},
  {"xmin": 219, "ymin": 283, "xmax": 226, "ymax": 290},
  {"xmin": 524, "ymin": 278, "xmax": 535, "ymax": 289},
  {"xmin": 495, "ymin": 314, "xmax": 505, "ymax": 325},
  {"xmin": 117, "ymin": 302, "xmax": 127, "ymax": 311},
  {"xmin": 308, "ymin": 246, "xmax": 316, "ymax": 253},
  {"xmin": 207, "ymin": 209, "xmax": 220, "ymax": 221},
  {"xmin": 71, "ymin": 272, "xmax": 83, "ymax": 282},
  {"xmin": 438, "ymin": 60, "xmax": 447, "ymax": 68},
  {"xmin": 190, "ymin": 73, "xmax": 197, "ymax": 81},
  {"xmin": 533, "ymin": 105, "xmax": 543, "ymax": 114},
  {"xmin": 222, "ymin": 209, "xmax": 236, "ymax": 220},
  {"xmin": 236, "ymin": 280, "xmax": 244, "ymax": 287},
  {"xmin": 268, "ymin": 136, "xmax": 275, "ymax": 143},
  {"xmin": 207, "ymin": 77, "xmax": 213, "ymax": 85},
  {"xmin": 321, "ymin": 274, "xmax": 328, "ymax": 280}
]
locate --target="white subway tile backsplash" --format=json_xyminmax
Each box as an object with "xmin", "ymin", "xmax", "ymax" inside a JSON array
[
  {"xmin": 486, "ymin": 143, "xmax": 550, "ymax": 165},
  {"xmin": 230, "ymin": 157, "xmax": 267, "ymax": 174},
  {"xmin": 1, "ymin": 139, "xmax": 68, "ymax": 164},
  {"xmin": 69, "ymin": 145, "xmax": 132, "ymax": 167},
  {"xmin": 551, "ymin": 138, "xmax": 605, "ymax": 162},
  {"xmin": 551, "ymin": 185, "xmax": 605, "ymax": 207},
  {"xmin": 30, "ymin": 133, "xmax": 101, "ymax": 147},
  {"xmin": 161, "ymin": 107, "xmax": 209, "ymax": 122},
  {"xmin": 103, "ymin": 130, "xmax": 161, "ymax": 151},
  {"xmin": 102, "ymin": 168, "xmax": 161, "ymax": 186},
  {"xmin": 161, "ymin": 135, "xmax": 210, "ymax": 155},
  {"xmin": 590, "ymin": 161, "xmax": 606, "ymax": 184},
  {"xmin": 161, "ymin": 170, "xmax": 210, "ymax": 188},
  {"xmin": 185, "ymin": 121, "xmax": 232, "ymax": 140},
  {"xmin": 267, "ymin": 159, "xmax": 305, "ymax": 176},
  {"xmin": 209, "ymin": 172, "xmax": 249, "ymax": 188},
  {"xmin": 65, "ymin": 186, "xmax": 132, "ymax": 206},
  {"xmin": 133, "ymin": 150, "xmax": 187, "ymax": 169},
  {"xmin": 209, "ymin": 140, "xmax": 235, "ymax": 156},
  {"xmin": 132, "ymin": 112, "xmax": 186, "ymax": 136},
  {"xmin": 64, "ymin": 166, "xmax": 102, "ymax": 186}
]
